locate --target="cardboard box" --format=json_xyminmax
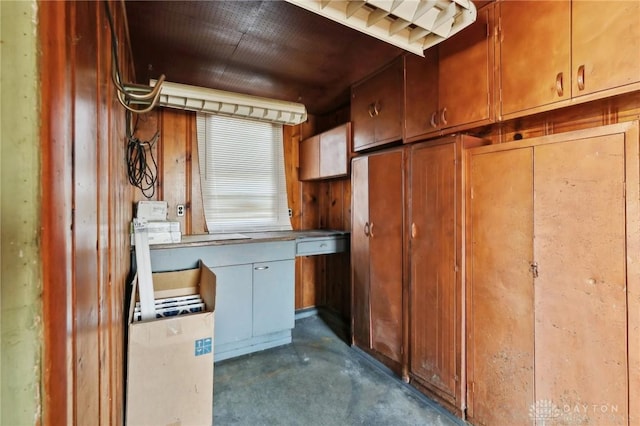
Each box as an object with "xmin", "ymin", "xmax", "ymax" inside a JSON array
[{"xmin": 126, "ymin": 261, "xmax": 216, "ymax": 426}]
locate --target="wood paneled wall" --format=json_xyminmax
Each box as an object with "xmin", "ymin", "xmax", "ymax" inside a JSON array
[
  {"xmin": 135, "ymin": 109, "xmax": 207, "ymax": 234},
  {"xmin": 40, "ymin": 2, "xmax": 136, "ymax": 424}
]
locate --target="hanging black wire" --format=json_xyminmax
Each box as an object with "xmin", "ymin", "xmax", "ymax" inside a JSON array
[{"xmin": 126, "ymin": 111, "xmax": 159, "ymax": 199}]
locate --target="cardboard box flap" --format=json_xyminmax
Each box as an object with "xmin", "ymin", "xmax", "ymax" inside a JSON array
[{"xmin": 199, "ymin": 260, "xmax": 217, "ymax": 311}]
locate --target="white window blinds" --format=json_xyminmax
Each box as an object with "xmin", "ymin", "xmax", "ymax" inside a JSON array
[{"xmin": 196, "ymin": 113, "xmax": 292, "ymax": 233}]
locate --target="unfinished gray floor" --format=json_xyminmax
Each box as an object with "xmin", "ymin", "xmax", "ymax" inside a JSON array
[{"xmin": 213, "ymin": 315, "xmax": 464, "ymax": 426}]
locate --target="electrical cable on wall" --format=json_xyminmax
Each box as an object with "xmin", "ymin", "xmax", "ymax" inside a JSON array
[
  {"xmin": 104, "ymin": 1, "xmax": 165, "ymax": 113},
  {"xmin": 126, "ymin": 111, "xmax": 159, "ymax": 199},
  {"xmin": 105, "ymin": 1, "xmax": 164, "ymax": 198}
]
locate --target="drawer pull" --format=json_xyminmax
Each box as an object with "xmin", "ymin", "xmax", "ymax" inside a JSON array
[
  {"xmin": 440, "ymin": 107, "xmax": 448, "ymax": 126},
  {"xmin": 320, "ymin": 243, "xmax": 327, "ymax": 248},
  {"xmin": 364, "ymin": 222, "xmax": 370, "ymax": 237},
  {"xmin": 254, "ymin": 266, "xmax": 269, "ymax": 271}
]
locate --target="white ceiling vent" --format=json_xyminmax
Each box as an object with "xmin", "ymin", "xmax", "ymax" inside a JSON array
[{"xmin": 285, "ymin": 0, "xmax": 477, "ymax": 56}]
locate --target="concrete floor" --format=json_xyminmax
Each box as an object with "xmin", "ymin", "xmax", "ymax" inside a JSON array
[{"xmin": 213, "ymin": 314, "xmax": 464, "ymax": 426}]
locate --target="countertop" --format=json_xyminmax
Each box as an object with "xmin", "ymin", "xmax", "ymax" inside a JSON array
[{"xmin": 150, "ymin": 229, "xmax": 349, "ymax": 249}]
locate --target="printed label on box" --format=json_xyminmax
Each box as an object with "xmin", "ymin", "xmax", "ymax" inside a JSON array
[{"xmin": 195, "ymin": 337, "xmax": 212, "ymax": 356}]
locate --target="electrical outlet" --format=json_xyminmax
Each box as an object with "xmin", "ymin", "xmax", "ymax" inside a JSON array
[
  {"xmin": 288, "ymin": 208, "xmax": 293, "ymax": 218},
  {"xmin": 177, "ymin": 204, "xmax": 185, "ymax": 217}
]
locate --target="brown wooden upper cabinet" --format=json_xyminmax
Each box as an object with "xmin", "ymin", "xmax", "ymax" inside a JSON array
[
  {"xmin": 404, "ymin": 3, "xmax": 495, "ymax": 143},
  {"xmin": 499, "ymin": 0, "xmax": 640, "ymax": 118},
  {"xmin": 351, "ymin": 58, "xmax": 403, "ymax": 152},
  {"xmin": 299, "ymin": 122, "xmax": 351, "ymax": 181}
]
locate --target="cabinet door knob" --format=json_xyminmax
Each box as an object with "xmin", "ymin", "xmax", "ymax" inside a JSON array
[
  {"xmin": 555, "ymin": 72, "xmax": 564, "ymax": 97},
  {"xmin": 368, "ymin": 103, "xmax": 376, "ymax": 118},
  {"xmin": 577, "ymin": 65, "xmax": 585, "ymax": 91},
  {"xmin": 255, "ymin": 266, "xmax": 269, "ymax": 271}
]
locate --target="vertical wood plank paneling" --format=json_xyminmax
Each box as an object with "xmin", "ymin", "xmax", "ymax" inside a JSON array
[
  {"xmin": 72, "ymin": 2, "xmax": 101, "ymax": 422},
  {"xmin": 40, "ymin": 1, "xmax": 73, "ymax": 423},
  {"xmin": 96, "ymin": 4, "xmax": 111, "ymax": 424},
  {"xmin": 41, "ymin": 1, "xmax": 134, "ymax": 423},
  {"xmin": 159, "ymin": 109, "xmax": 189, "ymax": 227},
  {"xmin": 300, "ymin": 181, "xmax": 322, "ymax": 307}
]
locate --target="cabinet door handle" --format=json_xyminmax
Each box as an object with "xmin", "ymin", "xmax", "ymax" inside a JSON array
[
  {"xmin": 364, "ymin": 221, "xmax": 370, "ymax": 237},
  {"xmin": 577, "ymin": 65, "xmax": 585, "ymax": 91},
  {"xmin": 441, "ymin": 107, "xmax": 448, "ymax": 126},
  {"xmin": 430, "ymin": 111, "xmax": 438, "ymax": 128},
  {"xmin": 369, "ymin": 222, "xmax": 374, "ymax": 238},
  {"xmin": 555, "ymin": 72, "xmax": 564, "ymax": 97},
  {"xmin": 254, "ymin": 266, "xmax": 269, "ymax": 270},
  {"xmin": 411, "ymin": 223, "xmax": 417, "ymax": 239},
  {"xmin": 368, "ymin": 102, "xmax": 380, "ymax": 117}
]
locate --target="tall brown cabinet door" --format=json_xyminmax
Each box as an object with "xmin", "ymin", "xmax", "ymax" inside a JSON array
[
  {"xmin": 351, "ymin": 149, "xmax": 404, "ymax": 366},
  {"xmin": 409, "ymin": 142, "xmax": 458, "ymax": 400},
  {"xmin": 534, "ymin": 135, "xmax": 628, "ymax": 423},
  {"xmin": 467, "ymin": 122, "xmax": 640, "ymax": 425},
  {"xmin": 467, "ymin": 148, "xmax": 535, "ymax": 425},
  {"xmin": 368, "ymin": 150, "xmax": 404, "ymax": 363},
  {"xmin": 351, "ymin": 156, "xmax": 371, "ymax": 348}
]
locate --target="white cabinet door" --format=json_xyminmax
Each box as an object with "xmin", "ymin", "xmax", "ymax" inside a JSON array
[
  {"xmin": 212, "ymin": 264, "xmax": 253, "ymax": 346},
  {"xmin": 252, "ymin": 260, "xmax": 295, "ymax": 336}
]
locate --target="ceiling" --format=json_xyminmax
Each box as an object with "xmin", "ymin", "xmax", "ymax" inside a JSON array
[{"xmin": 125, "ymin": 1, "xmax": 406, "ymax": 116}]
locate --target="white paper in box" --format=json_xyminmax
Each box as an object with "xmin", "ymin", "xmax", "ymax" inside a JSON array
[
  {"xmin": 130, "ymin": 230, "xmax": 181, "ymax": 246},
  {"xmin": 144, "ymin": 220, "xmax": 180, "ymax": 233},
  {"xmin": 136, "ymin": 200, "xmax": 168, "ymax": 221},
  {"xmin": 126, "ymin": 262, "xmax": 217, "ymax": 426}
]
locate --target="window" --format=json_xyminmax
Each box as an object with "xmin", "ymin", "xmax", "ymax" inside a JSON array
[{"xmin": 196, "ymin": 113, "xmax": 292, "ymax": 233}]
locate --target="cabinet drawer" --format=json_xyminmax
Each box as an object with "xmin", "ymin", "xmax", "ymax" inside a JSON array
[{"xmin": 296, "ymin": 237, "xmax": 347, "ymax": 256}]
